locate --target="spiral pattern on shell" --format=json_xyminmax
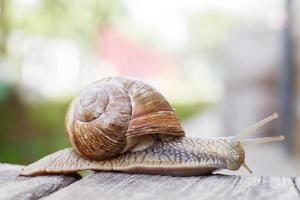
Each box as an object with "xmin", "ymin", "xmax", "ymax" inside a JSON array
[{"xmin": 65, "ymin": 77, "xmax": 185, "ymax": 160}]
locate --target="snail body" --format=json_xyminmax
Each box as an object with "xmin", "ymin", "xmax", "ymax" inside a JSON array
[
  {"xmin": 21, "ymin": 137, "xmax": 244, "ymax": 176},
  {"xmin": 20, "ymin": 77, "xmax": 284, "ymax": 176}
]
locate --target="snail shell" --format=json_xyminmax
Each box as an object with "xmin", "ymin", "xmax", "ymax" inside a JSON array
[{"xmin": 65, "ymin": 77, "xmax": 184, "ymax": 160}]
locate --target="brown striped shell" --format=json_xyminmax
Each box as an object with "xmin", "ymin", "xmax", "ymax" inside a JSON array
[{"xmin": 65, "ymin": 77, "xmax": 185, "ymax": 160}]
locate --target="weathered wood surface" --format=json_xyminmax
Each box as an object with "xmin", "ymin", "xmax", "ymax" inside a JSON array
[
  {"xmin": 0, "ymin": 163, "xmax": 80, "ymax": 200},
  {"xmin": 0, "ymin": 163, "xmax": 299, "ymax": 200},
  {"xmin": 44, "ymin": 173, "xmax": 300, "ymax": 200}
]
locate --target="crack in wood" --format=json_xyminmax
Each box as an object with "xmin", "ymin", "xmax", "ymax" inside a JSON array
[
  {"xmin": 292, "ymin": 177, "xmax": 300, "ymax": 197},
  {"xmin": 260, "ymin": 176, "xmax": 263, "ymax": 185},
  {"xmin": 232, "ymin": 176, "xmax": 241, "ymax": 189}
]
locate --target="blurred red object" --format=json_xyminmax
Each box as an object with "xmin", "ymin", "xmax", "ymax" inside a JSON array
[{"xmin": 97, "ymin": 26, "xmax": 175, "ymax": 77}]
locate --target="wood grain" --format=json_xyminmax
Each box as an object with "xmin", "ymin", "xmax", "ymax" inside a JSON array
[
  {"xmin": 44, "ymin": 172, "xmax": 300, "ymax": 200},
  {"xmin": 1, "ymin": 163, "xmax": 300, "ymax": 200},
  {"xmin": 0, "ymin": 163, "xmax": 80, "ymax": 200}
]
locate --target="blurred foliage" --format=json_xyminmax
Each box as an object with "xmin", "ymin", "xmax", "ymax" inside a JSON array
[
  {"xmin": 0, "ymin": 87, "xmax": 69, "ymax": 164},
  {"xmin": 3, "ymin": 0, "xmax": 124, "ymax": 49},
  {"xmin": 0, "ymin": 87, "xmax": 209, "ymax": 164},
  {"xmin": 172, "ymin": 101, "xmax": 210, "ymax": 122},
  {"xmin": 0, "ymin": 0, "xmax": 9, "ymax": 55},
  {"xmin": 0, "ymin": 82, "xmax": 11, "ymax": 102}
]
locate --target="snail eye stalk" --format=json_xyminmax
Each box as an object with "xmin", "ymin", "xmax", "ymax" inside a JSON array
[
  {"xmin": 235, "ymin": 113, "xmax": 279, "ymax": 141},
  {"xmin": 233, "ymin": 113, "xmax": 285, "ymax": 146},
  {"xmin": 240, "ymin": 135, "xmax": 285, "ymax": 146},
  {"xmin": 233, "ymin": 112, "xmax": 285, "ymax": 146}
]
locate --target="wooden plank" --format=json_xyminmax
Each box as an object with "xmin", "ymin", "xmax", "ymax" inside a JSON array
[
  {"xmin": 227, "ymin": 176, "xmax": 299, "ymax": 200},
  {"xmin": 0, "ymin": 163, "xmax": 299, "ymax": 200},
  {"xmin": 44, "ymin": 172, "xmax": 206, "ymax": 200},
  {"xmin": 0, "ymin": 164, "xmax": 29, "ymax": 185},
  {"xmin": 0, "ymin": 163, "xmax": 80, "ymax": 200},
  {"xmin": 43, "ymin": 172, "xmax": 300, "ymax": 200}
]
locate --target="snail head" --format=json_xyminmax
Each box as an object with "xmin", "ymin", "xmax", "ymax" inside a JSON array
[{"xmin": 227, "ymin": 113, "xmax": 284, "ymax": 174}]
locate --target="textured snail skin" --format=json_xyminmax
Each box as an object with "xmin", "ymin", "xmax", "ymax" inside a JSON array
[{"xmin": 20, "ymin": 137, "xmax": 245, "ymax": 176}]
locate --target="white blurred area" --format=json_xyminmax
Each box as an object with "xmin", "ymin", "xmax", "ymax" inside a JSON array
[
  {"xmin": 7, "ymin": 33, "xmax": 110, "ymax": 100},
  {"xmin": 2, "ymin": 0, "xmax": 283, "ymax": 104}
]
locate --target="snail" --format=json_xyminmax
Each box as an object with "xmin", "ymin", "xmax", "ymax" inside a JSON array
[{"xmin": 20, "ymin": 77, "xmax": 284, "ymax": 176}]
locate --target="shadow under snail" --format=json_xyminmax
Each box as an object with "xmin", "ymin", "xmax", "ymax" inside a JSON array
[{"xmin": 20, "ymin": 76, "xmax": 285, "ymax": 176}]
